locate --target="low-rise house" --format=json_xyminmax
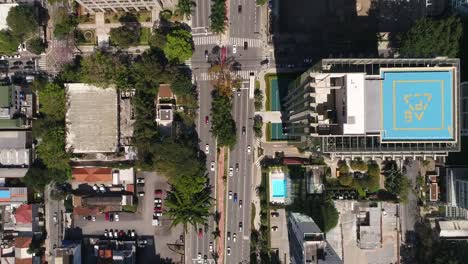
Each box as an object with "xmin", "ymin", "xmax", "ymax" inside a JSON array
[
  {"xmin": 0, "ymin": 187, "xmax": 27, "ymax": 205},
  {"xmin": 0, "ymin": 131, "xmax": 32, "ymax": 178},
  {"xmin": 438, "ymin": 220, "xmax": 468, "ymax": 240},
  {"xmin": 356, "ymin": 205, "xmax": 382, "ymax": 250},
  {"xmin": 54, "ymin": 240, "xmax": 82, "ymax": 264},
  {"xmin": 155, "ymin": 84, "xmax": 175, "ymax": 135},
  {"xmin": 2, "ymin": 204, "xmax": 41, "ymax": 235}
]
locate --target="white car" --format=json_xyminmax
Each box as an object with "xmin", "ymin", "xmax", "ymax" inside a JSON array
[
  {"xmin": 13, "ymin": 54, "xmax": 20, "ymax": 59},
  {"xmin": 91, "ymin": 216, "xmax": 96, "ymax": 221},
  {"xmin": 247, "ymin": 145, "xmax": 251, "ymax": 153},
  {"xmin": 209, "ymin": 242, "xmax": 213, "ymax": 252},
  {"xmin": 232, "ymin": 44, "xmax": 237, "ymax": 54},
  {"xmin": 210, "ymin": 161, "xmax": 215, "ymax": 171},
  {"xmin": 233, "ymin": 233, "xmax": 237, "ymax": 242},
  {"xmin": 228, "ymin": 191, "xmax": 232, "ymax": 199},
  {"xmin": 227, "ymin": 246, "xmax": 231, "ymax": 255},
  {"xmin": 114, "ymin": 214, "xmax": 119, "ymax": 222},
  {"xmin": 229, "ymin": 167, "xmax": 233, "ymax": 177},
  {"xmin": 114, "ymin": 230, "xmax": 118, "ymax": 238},
  {"xmin": 205, "ymin": 144, "xmax": 209, "ymax": 154}
]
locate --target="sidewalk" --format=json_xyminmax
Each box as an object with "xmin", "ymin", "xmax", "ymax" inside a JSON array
[{"xmin": 216, "ymin": 148, "xmax": 226, "ymax": 264}]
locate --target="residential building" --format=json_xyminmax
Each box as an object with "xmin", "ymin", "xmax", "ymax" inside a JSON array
[
  {"xmin": 0, "ymin": 187, "xmax": 27, "ymax": 205},
  {"xmin": 76, "ymin": 0, "xmax": 174, "ymax": 13},
  {"xmin": 65, "ymin": 83, "xmax": 118, "ymax": 154},
  {"xmin": 54, "ymin": 241, "xmax": 82, "ymax": 264},
  {"xmin": 438, "ymin": 220, "xmax": 468, "ymax": 239},
  {"xmin": 357, "ymin": 206, "xmax": 381, "ymax": 249},
  {"xmin": 0, "ymin": 131, "xmax": 32, "ymax": 178},
  {"xmin": 155, "ymin": 84, "xmax": 175, "ymax": 135},
  {"xmin": 288, "ymin": 212, "xmax": 341, "ymax": 264},
  {"xmin": 2, "ymin": 204, "xmax": 41, "ymax": 234},
  {"xmin": 284, "ymin": 58, "xmax": 460, "ymax": 159},
  {"xmin": 446, "ymin": 167, "xmax": 468, "ymax": 218},
  {"xmin": 86, "ymin": 238, "xmax": 136, "ymax": 264},
  {"xmin": 72, "ymin": 167, "xmax": 113, "ymax": 185}
]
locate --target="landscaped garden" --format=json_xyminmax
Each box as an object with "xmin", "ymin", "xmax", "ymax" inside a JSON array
[
  {"xmin": 139, "ymin": 27, "xmax": 151, "ymax": 45},
  {"xmin": 104, "ymin": 11, "xmax": 152, "ymax": 23},
  {"xmin": 77, "ymin": 29, "xmax": 96, "ymax": 45}
]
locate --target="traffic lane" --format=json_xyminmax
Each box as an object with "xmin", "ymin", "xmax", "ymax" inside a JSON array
[
  {"xmin": 193, "ymin": 0, "xmax": 210, "ymax": 28},
  {"xmin": 230, "ymin": 0, "xmax": 258, "ymax": 38}
]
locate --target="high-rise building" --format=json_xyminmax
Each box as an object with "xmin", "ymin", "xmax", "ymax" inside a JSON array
[
  {"xmin": 446, "ymin": 167, "xmax": 468, "ymax": 218},
  {"xmin": 76, "ymin": 0, "xmax": 172, "ymax": 13},
  {"xmin": 288, "ymin": 212, "xmax": 342, "ymax": 264},
  {"xmin": 284, "ymin": 58, "xmax": 460, "ymax": 159}
]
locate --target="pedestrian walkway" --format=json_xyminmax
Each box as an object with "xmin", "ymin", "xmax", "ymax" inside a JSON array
[
  {"xmin": 38, "ymin": 54, "xmax": 47, "ymax": 71},
  {"xmin": 193, "ymin": 34, "xmax": 221, "ymax": 46},
  {"xmin": 229, "ymin": 37, "xmax": 262, "ymax": 48},
  {"xmin": 198, "ymin": 70, "xmax": 256, "ymax": 81}
]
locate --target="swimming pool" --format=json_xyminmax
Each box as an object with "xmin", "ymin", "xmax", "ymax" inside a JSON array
[{"xmin": 271, "ymin": 179, "xmax": 287, "ymax": 198}]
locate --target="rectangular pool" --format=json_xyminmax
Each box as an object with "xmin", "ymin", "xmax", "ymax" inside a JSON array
[{"xmin": 271, "ymin": 179, "xmax": 287, "ymax": 198}]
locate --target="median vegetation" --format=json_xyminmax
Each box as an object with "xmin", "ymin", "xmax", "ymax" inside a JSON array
[{"xmin": 210, "ymin": 0, "xmax": 226, "ymax": 34}]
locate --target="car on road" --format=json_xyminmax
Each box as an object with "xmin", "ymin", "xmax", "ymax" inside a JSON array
[
  {"xmin": 233, "ymin": 233, "xmax": 237, "ymax": 242},
  {"xmin": 210, "ymin": 161, "xmax": 215, "ymax": 171},
  {"xmin": 105, "ymin": 212, "xmax": 110, "ymax": 221},
  {"xmin": 205, "ymin": 116, "xmax": 209, "ymax": 124},
  {"xmin": 227, "ymin": 246, "xmax": 231, "ymax": 255},
  {"xmin": 205, "ymin": 50, "xmax": 208, "ymax": 61},
  {"xmin": 237, "ymin": 89, "xmax": 241, "ymax": 96},
  {"xmin": 227, "ymin": 232, "xmax": 231, "ymax": 240},
  {"xmin": 209, "ymin": 242, "xmax": 213, "ymax": 252},
  {"xmin": 271, "ymin": 226, "xmax": 278, "ymax": 231},
  {"xmin": 198, "ymin": 228, "xmax": 203, "ymax": 238},
  {"xmin": 198, "ymin": 253, "xmax": 202, "ymax": 260},
  {"xmin": 114, "ymin": 213, "xmax": 119, "ymax": 222},
  {"xmin": 244, "ymin": 41, "xmax": 248, "ymax": 50},
  {"xmin": 205, "ymin": 144, "xmax": 210, "ymax": 154},
  {"xmin": 229, "ymin": 167, "xmax": 233, "ymax": 177},
  {"xmin": 242, "ymin": 126, "xmax": 246, "ymax": 135},
  {"xmin": 233, "ymin": 193, "xmax": 238, "ymax": 203},
  {"xmin": 136, "ymin": 178, "xmax": 144, "ymax": 184},
  {"xmin": 238, "ymin": 5, "xmax": 242, "ymax": 13},
  {"xmin": 239, "ymin": 200, "xmax": 243, "ymax": 208},
  {"xmin": 228, "ymin": 191, "xmax": 233, "ymax": 199},
  {"xmin": 235, "ymin": 163, "xmax": 239, "ymax": 172},
  {"xmin": 271, "ymin": 212, "xmax": 279, "ymax": 217},
  {"xmin": 53, "ymin": 212, "xmax": 57, "ymax": 223},
  {"xmin": 138, "ymin": 191, "xmax": 145, "ymax": 197},
  {"xmin": 239, "ymin": 222, "xmax": 243, "ymax": 231},
  {"xmin": 232, "ymin": 44, "xmax": 237, "ymax": 54},
  {"xmin": 154, "ymin": 198, "xmax": 162, "ymax": 203},
  {"xmin": 155, "ymin": 189, "xmax": 163, "ymax": 196},
  {"xmin": 247, "ymin": 145, "xmax": 251, "ymax": 153}
]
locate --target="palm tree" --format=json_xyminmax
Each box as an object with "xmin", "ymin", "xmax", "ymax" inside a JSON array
[
  {"xmin": 176, "ymin": 0, "xmax": 196, "ymax": 19},
  {"xmin": 164, "ymin": 186, "xmax": 213, "ymax": 231}
]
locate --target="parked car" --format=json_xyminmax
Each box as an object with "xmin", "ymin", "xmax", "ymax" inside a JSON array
[
  {"xmin": 238, "ymin": 5, "xmax": 242, "ymax": 13},
  {"xmin": 239, "ymin": 200, "xmax": 243, "ymax": 208},
  {"xmin": 232, "ymin": 44, "xmax": 237, "ymax": 54},
  {"xmin": 244, "ymin": 41, "xmax": 248, "ymax": 50},
  {"xmin": 247, "ymin": 145, "xmax": 251, "ymax": 153},
  {"xmin": 227, "ymin": 232, "xmax": 231, "ymax": 240},
  {"xmin": 105, "ymin": 212, "xmax": 110, "ymax": 221},
  {"xmin": 227, "ymin": 246, "xmax": 231, "ymax": 255},
  {"xmin": 104, "ymin": 229, "xmax": 108, "ymax": 237},
  {"xmin": 114, "ymin": 213, "xmax": 119, "ymax": 222},
  {"xmin": 154, "ymin": 198, "xmax": 162, "ymax": 203},
  {"xmin": 205, "ymin": 144, "xmax": 210, "ymax": 154},
  {"xmin": 155, "ymin": 189, "xmax": 163, "ymax": 196},
  {"xmin": 136, "ymin": 178, "xmax": 145, "ymax": 184},
  {"xmin": 138, "ymin": 191, "xmax": 145, "ymax": 197},
  {"xmin": 205, "ymin": 115, "xmax": 209, "ymax": 124},
  {"xmin": 109, "ymin": 229, "xmax": 114, "ymax": 238},
  {"xmin": 271, "ymin": 226, "xmax": 278, "ymax": 231},
  {"xmin": 271, "ymin": 212, "xmax": 279, "ymax": 217},
  {"xmin": 209, "ymin": 242, "xmax": 213, "ymax": 252},
  {"xmin": 210, "ymin": 161, "xmax": 215, "ymax": 171}
]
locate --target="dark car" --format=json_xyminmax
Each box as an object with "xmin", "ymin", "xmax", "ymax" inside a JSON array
[
  {"xmin": 233, "ymin": 193, "xmax": 238, "ymax": 203},
  {"xmin": 242, "ymin": 126, "xmax": 246, "ymax": 135},
  {"xmin": 26, "ymin": 60, "xmax": 34, "ymax": 65},
  {"xmin": 238, "ymin": 5, "xmax": 242, "ymax": 13},
  {"xmin": 205, "ymin": 115, "xmax": 209, "ymax": 124},
  {"xmin": 244, "ymin": 41, "xmax": 248, "ymax": 50},
  {"xmin": 13, "ymin": 61, "xmax": 22, "ymax": 65}
]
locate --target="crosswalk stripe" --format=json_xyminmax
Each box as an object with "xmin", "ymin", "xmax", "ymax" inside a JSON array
[
  {"xmin": 228, "ymin": 37, "xmax": 262, "ymax": 48},
  {"xmin": 193, "ymin": 35, "xmax": 219, "ymax": 46},
  {"xmin": 197, "ymin": 70, "xmax": 257, "ymax": 81}
]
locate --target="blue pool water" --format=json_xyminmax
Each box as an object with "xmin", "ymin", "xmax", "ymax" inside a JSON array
[{"xmin": 272, "ymin": 179, "xmax": 287, "ymax": 198}]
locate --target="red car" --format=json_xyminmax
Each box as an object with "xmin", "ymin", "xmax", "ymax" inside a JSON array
[
  {"xmin": 105, "ymin": 212, "xmax": 110, "ymax": 221},
  {"xmin": 154, "ymin": 207, "xmax": 162, "ymax": 212},
  {"xmin": 154, "ymin": 189, "xmax": 163, "ymax": 196},
  {"xmin": 205, "ymin": 116, "xmax": 209, "ymax": 125},
  {"xmin": 198, "ymin": 228, "xmax": 203, "ymax": 238}
]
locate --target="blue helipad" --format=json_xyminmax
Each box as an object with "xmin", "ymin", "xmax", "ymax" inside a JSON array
[{"xmin": 381, "ymin": 69, "xmax": 454, "ymax": 141}]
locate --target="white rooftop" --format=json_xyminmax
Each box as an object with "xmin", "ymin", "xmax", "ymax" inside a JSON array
[
  {"xmin": 0, "ymin": 3, "xmax": 17, "ymax": 30},
  {"xmin": 343, "ymin": 73, "xmax": 365, "ymax": 134},
  {"xmin": 439, "ymin": 220, "xmax": 468, "ymax": 238},
  {"xmin": 65, "ymin": 83, "xmax": 118, "ymax": 153}
]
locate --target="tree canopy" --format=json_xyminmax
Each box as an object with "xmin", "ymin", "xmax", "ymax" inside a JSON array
[
  {"xmin": 110, "ymin": 25, "xmax": 141, "ymax": 49},
  {"xmin": 0, "ymin": 30, "xmax": 19, "ymax": 54},
  {"xmin": 7, "ymin": 5, "xmax": 38, "ymax": 40},
  {"xmin": 54, "ymin": 15, "xmax": 77, "ymax": 39},
  {"xmin": 163, "ymin": 28, "xmax": 193, "ymax": 63},
  {"xmin": 176, "ymin": 0, "xmax": 196, "ymax": 19},
  {"xmin": 384, "ymin": 162, "xmax": 410, "ymax": 203},
  {"xmin": 27, "ymin": 37, "xmax": 45, "ymax": 55},
  {"xmin": 399, "ymin": 16, "xmax": 462, "ymax": 58},
  {"xmin": 211, "ymin": 92, "xmax": 236, "ymax": 147},
  {"xmin": 210, "ymin": 0, "xmax": 226, "ymax": 34},
  {"xmin": 37, "ymin": 83, "xmax": 66, "ymax": 120}
]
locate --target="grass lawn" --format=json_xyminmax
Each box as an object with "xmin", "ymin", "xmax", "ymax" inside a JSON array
[{"xmin": 139, "ymin": 27, "xmax": 151, "ymax": 45}]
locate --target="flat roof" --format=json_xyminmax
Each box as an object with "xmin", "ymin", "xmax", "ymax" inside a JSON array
[
  {"xmin": 439, "ymin": 220, "xmax": 468, "ymax": 238},
  {"xmin": 380, "ymin": 68, "xmax": 455, "ymax": 141},
  {"xmin": 343, "ymin": 74, "xmax": 365, "ymax": 134},
  {"xmin": 0, "ymin": 3, "xmax": 17, "ymax": 30},
  {"xmin": 65, "ymin": 84, "xmax": 118, "ymax": 153}
]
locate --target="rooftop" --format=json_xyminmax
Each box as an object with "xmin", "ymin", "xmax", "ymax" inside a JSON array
[
  {"xmin": 158, "ymin": 84, "xmax": 173, "ymax": 98},
  {"xmin": 357, "ymin": 206, "xmax": 382, "ymax": 249},
  {"xmin": 289, "ymin": 212, "xmax": 323, "ymax": 235},
  {"xmin": 65, "ymin": 83, "xmax": 118, "ymax": 153},
  {"xmin": 14, "ymin": 204, "xmax": 32, "ymax": 224},
  {"xmin": 0, "ymin": 84, "xmax": 12, "ymax": 108},
  {"xmin": 72, "ymin": 167, "xmax": 113, "ymax": 183},
  {"xmin": 14, "ymin": 237, "xmax": 32, "ymax": 249},
  {"xmin": 438, "ymin": 220, "xmax": 468, "ymax": 238}
]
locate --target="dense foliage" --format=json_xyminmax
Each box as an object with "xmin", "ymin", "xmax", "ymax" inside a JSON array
[
  {"xmin": 253, "ymin": 115, "xmax": 263, "ymax": 138},
  {"xmin": 399, "ymin": 16, "xmax": 462, "ymax": 58},
  {"xmin": 254, "ymin": 88, "xmax": 263, "ymax": 111},
  {"xmin": 54, "ymin": 8, "xmax": 78, "ymax": 39},
  {"xmin": 211, "ymin": 92, "xmax": 236, "ymax": 147},
  {"xmin": 337, "ymin": 161, "xmax": 381, "ymax": 194},
  {"xmin": 0, "ymin": 30, "xmax": 19, "ymax": 54},
  {"xmin": 176, "ymin": 0, "xmax": 196, "ymax": 19},
  {"xmin": 210, "ymin": 0, "xmax": 226, "ymax": 34},
  {"xmin": 384, "ymin": 161, "xmax": 411, "ymax": 203},
  {"xmin": 7, "ymin": 5, "xmax": 38, "ymax": 40},
  {"xmin": 26, "ymin": 37, "xmax": 45, "ymax": 55},
  {"xmin": 110, "ymin": 26, "xmax": 141, "ymax": 49},
  {"xmin": 163, "ymin": 28, "xmax": 193, "ymax": 63}
]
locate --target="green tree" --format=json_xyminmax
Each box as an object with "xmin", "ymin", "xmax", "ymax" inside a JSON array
[
  {"xmin": 211, "ymin": 92, "xmax": 236, "ymax": 147},
  {"xmin": 338, "ymin": 162, "xmax": 349, "ymax": 175},
  {"xmin": 338, "ymin": 173, "xmax": 353, "ymax": 186},
  {"xmin": 36, "ymin": 126, "xmax": 70, "ymax": 171},
  {"xmin": 321, "ymin": 202, "xmax": 339, "ymax": 232},
  {"xmin": 256, "ymin": 0, "xmax": 267, "ymax": 5},
  {"xmin": 384, "ymin": 162, "xmax": 411, "ymax": 203},
  {"xmin": 350, "ymin": 160, "xmax": 368, "ymax": 171},
  {"xmin": 6, "ymin": 5, "xmax": 38, "ymax": 40},
  {"xmin": 149, "ymin": 30, "xmax": 166, "ymax": 49},
  {"xmin": 80, "ymin": 51, "xmax": 127, "ymax": 87},
  {"xmin": 210, "ymin": 0, "xmax": 226, "ymax": 34},
  {"xmin": 254, "ymin": 88, "xmax": 263, "ymax": 111},
  {"xmin": 110, "ymin": 25, "xmax": 140, "ymax": 48},
  {"xmin": 399, "ymin": 16, "xmax": 462, "ymax": 58},
  {"xmin": 176, "ymin": 0, "xmax": 196, "ymax": 19},
  {"xmin": 54, "ymin": 15, "xmax": 78, "ymax": 39},
  {"xmin": 253, "ymin": 115, "xmax": 263, "ymax": 138},
  {"xmin": 26, "ymin": 37, "xmax": 45, "ymax": 55},
  {"xmin": 163, "ymin": 28, "xmax": 193, "ymax": 63},
  {"xmin": 165, "ymin": 187, "xmax": 211, "ymax": 230},
  {"xmin": 37, "ymin": 83, "xmax": 66, "ymax": 120},
  {"xmin": 0, "ymin": 30, "xmax": 19, "ymax": 54}
]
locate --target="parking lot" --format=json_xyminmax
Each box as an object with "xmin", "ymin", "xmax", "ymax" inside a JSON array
[
  {"xmin": 72, "ymin": 171, "xmax": 183, "ymax": 263},
  {"xmin": 270, "ymin": 208, "xmax": 290, "ymax": 262}
]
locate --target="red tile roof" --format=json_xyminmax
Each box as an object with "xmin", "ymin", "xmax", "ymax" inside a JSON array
[
  {"xmin": 282, "ymin": 157, "xmax": 309, "ymax": 165},
  {"xmin": 73, "ymin": 206, "xmax": 99, "ymax": 216},
  {"xmin": 15, "ymin": 258, "xmax": 32, "ymax": 264},
  {"xmin": 14, "ymin": 237, "xmax": 32, "ymax": 248},
  {"xmin": 158, "ymin": 84, "xmax": 173, "ymax": 98},
  {"xmin": 126, "ymin": 184, "xmax": 134, "ymax": 193},
  {"xmin": 15, "ymin": 204, "xmax": 32, "ymax": 224},
  {"xmin": 72, "ymin": 167, "xmax": 112, "ymax": 182},
  {"xmin": 430, "ymin": 183, "xmax": 439, "ymax": 201}
]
